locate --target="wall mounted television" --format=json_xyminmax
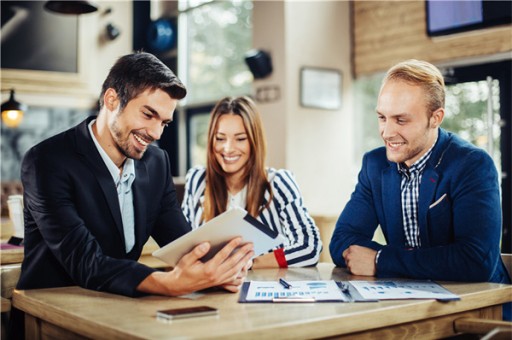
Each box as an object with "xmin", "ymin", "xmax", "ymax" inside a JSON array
[{"xmin": 426, "ymin": 0, "xmax": 512, "ymax": 37}]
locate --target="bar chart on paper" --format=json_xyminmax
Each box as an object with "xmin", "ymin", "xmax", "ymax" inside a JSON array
[
  {"xmin": 244, "ymin": 280, "xmax": 348, "ymax": 302},
  {"xmin": 349, "ymin": 280, "xmax": 460, "ymax": 301}
]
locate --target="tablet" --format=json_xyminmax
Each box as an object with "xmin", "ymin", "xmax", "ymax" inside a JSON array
[{"xmin": 152, "ymin": 208, "xmax": 286, "ymax": 267}]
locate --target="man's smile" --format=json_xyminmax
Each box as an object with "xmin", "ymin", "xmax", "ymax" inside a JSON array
[{"xmin": 133, "ymin": 132, "xmax": 151, "ymax": 147}]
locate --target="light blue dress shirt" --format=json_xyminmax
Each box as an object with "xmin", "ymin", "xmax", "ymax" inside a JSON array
[{"xmin": 88, "ymin": 120, "xmax": 136, "ymax": 253}]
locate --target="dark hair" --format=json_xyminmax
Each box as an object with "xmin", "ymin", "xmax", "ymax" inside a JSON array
[{"xmin": 99, "ymin": 51, "xmax": 187, "ymax": 111}]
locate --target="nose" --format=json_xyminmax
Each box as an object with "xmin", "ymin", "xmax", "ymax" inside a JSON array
[
  {"xmin": 381, "ymin": 121, "xmax": 396, "ymax": 140},
  {"xmin": 223, "ymin": 138, "xmax": 234, "ymax": 153},
  {"xmin": 147, "ymin": 122, "xmax": 164, "ymax": 141}
]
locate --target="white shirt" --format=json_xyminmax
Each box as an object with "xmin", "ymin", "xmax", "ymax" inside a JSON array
[{"xmin": 227, "ymin": 186, "xmax": 247, "ymax": 210}]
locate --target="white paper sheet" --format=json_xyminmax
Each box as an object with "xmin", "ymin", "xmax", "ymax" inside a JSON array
[
  {"xmin": 245, "ymin": 280, "xmax": 348, "ymax": 302},
  {"xmin": 349, "ymin": 280, "xmax": 459, "ymax": 300}
]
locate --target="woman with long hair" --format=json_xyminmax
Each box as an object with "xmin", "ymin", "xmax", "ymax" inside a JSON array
[{"xmin": 182, "ymin": 96, "xmax": 321, "ymax": 268}]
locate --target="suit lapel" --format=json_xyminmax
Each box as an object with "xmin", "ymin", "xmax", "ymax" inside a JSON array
[
  {"xmin": 418, "ymin": 168, "xmax": 438, "ymax": 247},
  {"xmin": 381, "ymin": 164, "xmax": 405, "ymax": 245},
  {"xmin": 74, "ymin": 117, "xmax": 125, "ymax": 240},
  {"xmin": 417, "ymin": 129, "xmax": 447, "ymax": 247}
]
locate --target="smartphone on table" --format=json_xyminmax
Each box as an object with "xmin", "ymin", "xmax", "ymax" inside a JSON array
[{"xmin": 156, "ymin": 306, "xmax": 218, "ymax": 320}]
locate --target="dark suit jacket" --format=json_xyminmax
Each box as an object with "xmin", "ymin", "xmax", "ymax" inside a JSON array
[
  {"xmin": 330, "ymin": 128, "xmax": 510, "ymax": 284},
  {"xmin": 17, "ymin": 116, "xmax": 191, "ymax": 297}
]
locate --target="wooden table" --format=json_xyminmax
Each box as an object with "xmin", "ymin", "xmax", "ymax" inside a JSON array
[{"xmin": 13, "ymin": 263, "xmax": 511, "ymax": 339}]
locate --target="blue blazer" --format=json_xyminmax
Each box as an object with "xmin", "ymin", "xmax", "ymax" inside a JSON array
[
  {"xmin": 330, "ymin": 128, "xmax": 510, "ymax": 284},
  {"xmin": 18, "ymin": 117, "xmax": 191, "ymax": 297}
]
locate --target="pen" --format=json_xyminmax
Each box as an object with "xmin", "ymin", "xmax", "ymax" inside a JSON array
[
  {"xmin": 341, "ymin": 282, "xmax": 353, "ymax": 301},
  {"xmin": 279, "ymin": 278, "xmax": 292, "ymax": 289}
]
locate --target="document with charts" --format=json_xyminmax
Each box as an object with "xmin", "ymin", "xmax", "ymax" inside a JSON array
[
  {"xmin": 242, "ymin": 280, "xmax": 348, "ymax": 302},
  {"xmin": 349, "ymin": 280, "xmax": 460, "ymax": 301}
]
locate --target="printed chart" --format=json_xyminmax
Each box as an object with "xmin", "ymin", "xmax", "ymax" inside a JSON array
[
  {"xmin": 245, "ymin": 280, "xmax": 347, "ymax": 302},
  {"xmin": 350, "ymin": 280, "xmax": 459, "ymax": 300}
]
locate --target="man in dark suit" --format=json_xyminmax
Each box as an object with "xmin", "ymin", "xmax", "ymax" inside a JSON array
[
  {"xmin": 329, "ymin": 60, "xmax": 510, "ymax": 320},
  {"xmin": 17, "ymin": 52, "xmax": 254, "ymax": 297}
]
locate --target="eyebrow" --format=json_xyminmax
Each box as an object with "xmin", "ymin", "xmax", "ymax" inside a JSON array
[
  {"xmin": 216, "ymin": 132, "xmax": 247, "ymax": 136},
  {"xmin": 143, "ymin": 105, "xmax": 172, "ymax": 123},
  {"xmin": 376, "ymin": 110, "xmax": 410, "ymax": 118}
]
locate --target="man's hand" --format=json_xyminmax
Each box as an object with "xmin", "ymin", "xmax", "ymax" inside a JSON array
[
  {"xmin": 137, "ymin": 237, "xmax": 254, "ymax": 296},
  {"xmin": 219, "ymin": 259, "xmax": 253, "ymax": 292},
  {"xmin": 342, "ymin": 245, "xmax": 377, "ymax": 276}
]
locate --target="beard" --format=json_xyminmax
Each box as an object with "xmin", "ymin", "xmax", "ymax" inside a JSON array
[
  {"xmin": 110, "ymin": 118, "xmax": 149, "ymax": 160},
  {"xmin": 386, "ymin": 142, "xmax": 425, "ymax": 165},
  {"xmin": 383, "ymin": 119, "xmax": 435, "ymax": 166},
  {"xmin": 384, "ymin": 131, "xmax": 432, "ymax": 166}
]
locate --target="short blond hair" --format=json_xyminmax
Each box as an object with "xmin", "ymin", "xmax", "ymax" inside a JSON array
[{"xmin": 383, "ymin": 59, "xmax": 445, "ymax": 114}]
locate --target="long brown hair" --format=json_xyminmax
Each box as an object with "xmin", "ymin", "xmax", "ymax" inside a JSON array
[{"xmin": 203, "ymin": 96, "xmax": 272, "ymax": 221}]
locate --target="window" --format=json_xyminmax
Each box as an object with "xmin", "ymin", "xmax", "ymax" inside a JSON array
[
  {"xmin": 353, "ymin": 73, "xmax": 385, "ymax": 160},
  {"xmin": 178, "ymin": 0, "xmax": 253, "ymax": 105},
  {"xmin": 444, "ymin": 78, "xmax": 501, "ymax": 176}
]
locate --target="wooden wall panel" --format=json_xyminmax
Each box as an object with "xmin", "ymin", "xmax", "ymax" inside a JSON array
[{"xmin": 353, "ymin": 0, "xmax": 512, "ymax": 76}]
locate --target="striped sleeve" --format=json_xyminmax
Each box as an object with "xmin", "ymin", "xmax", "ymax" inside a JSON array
[
  {"xmin": 270, "ymin": 169, "xmax": 322, "ymax": 267},
  {"xmin": 181, "ymin": 166, "xmax": 206, "ymax": 229}
]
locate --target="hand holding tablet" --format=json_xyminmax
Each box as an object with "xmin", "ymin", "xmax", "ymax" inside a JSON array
[{"xmin": 153, "ymin": 207, "xmax": 286, "ymax": 267}]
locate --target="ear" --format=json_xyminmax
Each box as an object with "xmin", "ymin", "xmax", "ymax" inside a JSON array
[
  {"xmin": 430, "ymin": 108, "xmax": 444, "ymax": 129},
  {"xmin": 103, "ymin": 88, "xmax": 119, "ymax": 111}
]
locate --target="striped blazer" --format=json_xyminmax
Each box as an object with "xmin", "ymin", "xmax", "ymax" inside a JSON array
[{"xmin": 182, "ymin": 166, "xmax": 322, "ymax": 267}]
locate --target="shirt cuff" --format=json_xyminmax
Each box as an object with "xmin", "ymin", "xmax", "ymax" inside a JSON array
[
  {"xmin": 274, "ymin": 248, "xmax": 288, "ymax": 268},
  {"xmin": 375, "ymin": 249, "xmax": 382, "ymax": 265}
]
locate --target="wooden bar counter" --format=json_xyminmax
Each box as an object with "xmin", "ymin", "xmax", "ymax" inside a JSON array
[{"xmin": 13, "ymin": 263, "xmax": 511, "ymax": 339}]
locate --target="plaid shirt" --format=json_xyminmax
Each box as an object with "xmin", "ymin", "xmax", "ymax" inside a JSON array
[{"xmin": 398, "ymin": 139, "xmax": 437, "ymax": 248}]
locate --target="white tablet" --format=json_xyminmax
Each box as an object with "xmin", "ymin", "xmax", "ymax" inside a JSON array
[{"xmin": 152, "ymin": 208, "xmax": 286, "ymax": 267}]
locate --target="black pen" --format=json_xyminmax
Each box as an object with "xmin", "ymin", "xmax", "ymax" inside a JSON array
[
  {"xmin": 279, "ymin": 278, "xmax": 292, "ymax": 289},
  {"xmin": 341, "ymin": 282, "xmax": 353, "ymax": 301}
]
